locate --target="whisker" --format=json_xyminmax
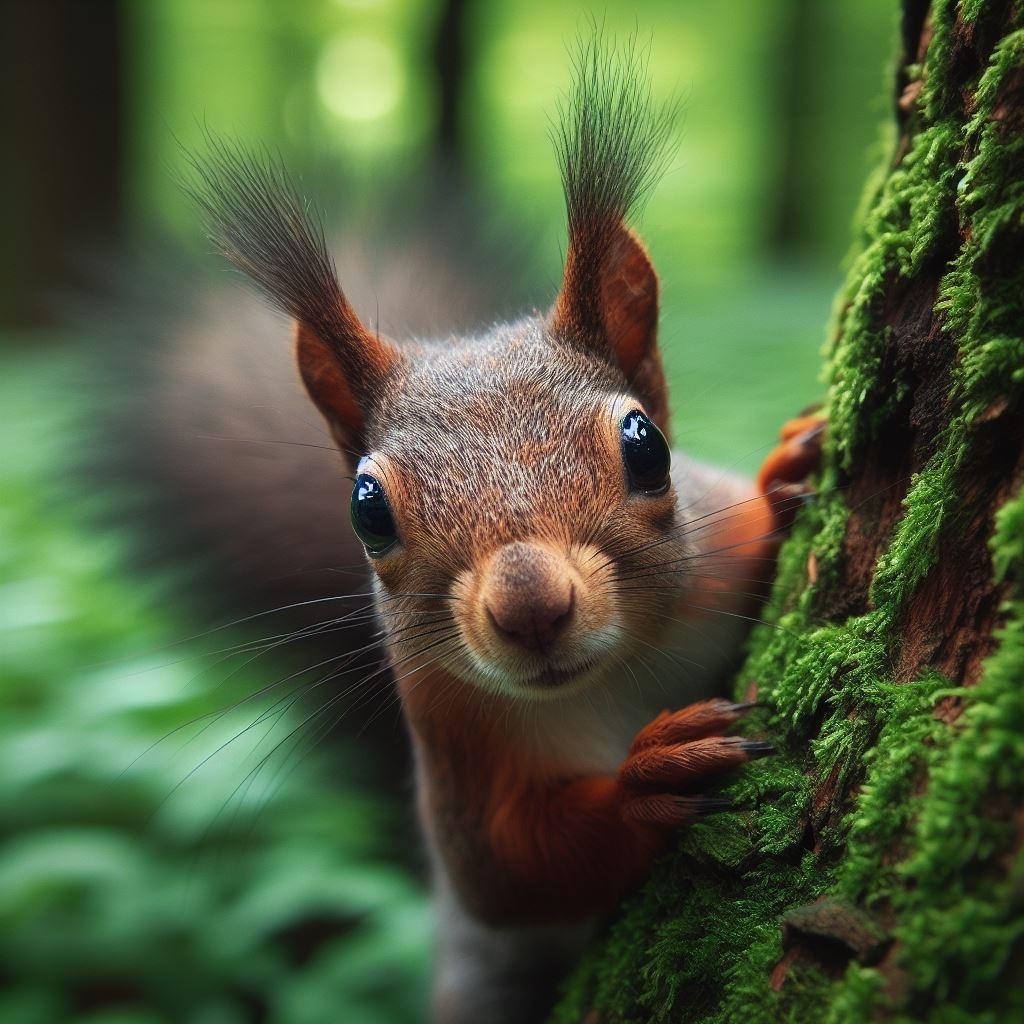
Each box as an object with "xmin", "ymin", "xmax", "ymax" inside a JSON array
[
  {"xmin": 91, "ymin": 588, "xmax": 454, "ymax": 674},
  {"xmin": 177, "ymin": 626, "xmax": 461, "ymax": 842},
  {"xmin": 612, "ymin": 588, "xmax": 793, "ymax": 634},
  {"xmin": 237, "ymin": 633, "xmax": 464, "ymax": 835},
  {"xmin": 195, "ymin": 433, "xmax": 341, "ymax": 453},
  {"xmin": 354, "ymin": 635, "xmax": 465, "ymax": 737},
  {"xmin": 129, "ymin": 610, "xmax": 452, "ymax": 775},
  {"xmin": 580, "ymin": 490, "xmax": 816, "ymax": 585}
]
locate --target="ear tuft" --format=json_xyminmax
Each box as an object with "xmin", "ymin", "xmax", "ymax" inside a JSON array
[
  {"xmin": 183, "ymin": 133, "xmax": 399, "ymax": 453},
  {"xmin": 552, "ymin": 31, "xmax": 677, "ymax": 262},
  {"xmin": 548, "ymin": 31, "xmax": 677, "ymax": 425}
]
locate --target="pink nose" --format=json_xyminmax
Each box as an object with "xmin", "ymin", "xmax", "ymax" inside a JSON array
[{"xmin": 484, "ymin": 542, "xmax": 575, "ymax": 653}]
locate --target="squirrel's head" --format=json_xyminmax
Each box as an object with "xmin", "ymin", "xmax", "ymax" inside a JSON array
[{"xmin": 191, "ymin": 37, "xmax": 693, "ymax": 702}]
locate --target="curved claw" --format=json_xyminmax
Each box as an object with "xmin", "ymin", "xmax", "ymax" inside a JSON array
[
  {"xmin": 628, "ymin": 698, "xmax": 756, "ymax": 754},
  {"xmin": 623, "ymin": 793, "xmax": 735, "ymax": 827}
]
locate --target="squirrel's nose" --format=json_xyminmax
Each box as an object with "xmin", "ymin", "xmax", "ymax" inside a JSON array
[{"xmin": 483, "ymin": 542, "xmax": 576, "ymax": 653}]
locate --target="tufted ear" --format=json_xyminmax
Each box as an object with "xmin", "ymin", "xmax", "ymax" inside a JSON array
[
  {"xmin": 547, "ymin": 33, "xmax": 676, "ymax": 432},
  {"xmin": 293, "ymin": 320, "xmax": 400, "ymax": 458},
  {"xmin": 551, "ymin": 221, "xmax": 668, "ymax": 429},
  {"xmin": 186, "ymin": 135, "xmax": 401, "ymax": 459}
]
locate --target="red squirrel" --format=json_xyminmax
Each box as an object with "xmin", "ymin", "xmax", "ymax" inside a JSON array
[{"xmin": 188, "ymin": 37, "xmax": 823, "ymax": 1024}]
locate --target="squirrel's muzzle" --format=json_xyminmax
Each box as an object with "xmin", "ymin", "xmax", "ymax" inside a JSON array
[{"xmin": 482, "ymin": 542, "xmax": 577, "ymax": 654}]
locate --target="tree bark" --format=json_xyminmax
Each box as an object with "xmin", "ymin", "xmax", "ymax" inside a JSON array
[{"xmin": 553, "ymin": 1, "xmax": 1024, "ymax": 1020}]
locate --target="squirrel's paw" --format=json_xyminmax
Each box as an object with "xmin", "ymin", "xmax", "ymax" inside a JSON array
[
  {"xmin": 757, "ymin": 411, "xmax": 826, "ymax": 530},
  {"xmin": 618, "ymin": 699, "xmax": 772, "ymax": 827}
]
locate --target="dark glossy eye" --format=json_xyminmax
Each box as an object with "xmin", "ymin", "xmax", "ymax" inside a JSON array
[
  {"xmin": 620, "ymin": 409, "xmax": 671, "ymax": 495},
  {"xmin": 350, "ymin": 473, "xmax": 398, "ymax": 555}
]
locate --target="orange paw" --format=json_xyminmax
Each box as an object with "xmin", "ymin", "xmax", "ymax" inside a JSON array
[
  {"xmin": 756, "ymin": 412, "xmax": 826, "ymax": 530},
  {"xmin": 618, "ymin": 699, "xmax": 771, "ymax": 827}
]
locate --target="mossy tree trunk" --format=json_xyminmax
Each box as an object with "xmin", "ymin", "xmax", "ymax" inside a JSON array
[{"xmin": 553, "ymin": 2, "xmax": 1024, "ymax": 1020}]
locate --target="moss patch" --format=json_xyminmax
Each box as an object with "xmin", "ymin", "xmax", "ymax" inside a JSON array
[{"xmin": 552, "ymin": 3, "xmax": 1024, "ymax": 1021}]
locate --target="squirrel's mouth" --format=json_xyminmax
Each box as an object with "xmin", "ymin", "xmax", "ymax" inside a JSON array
[
  {"xmin": 457, "ymin": 642, "xmax": 618, "ymax": 700},
  {"xmin": 517, "ymin": 655, "xmax": 603, "ymax": 691}
]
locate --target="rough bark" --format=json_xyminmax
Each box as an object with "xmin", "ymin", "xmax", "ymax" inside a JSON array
[{"xmin": 552, "ymin": 1, "xmax": 1024, "ymax": 1020}]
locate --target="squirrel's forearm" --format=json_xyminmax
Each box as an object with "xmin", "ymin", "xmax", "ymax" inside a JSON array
[
  {"xmin": 480, "ymin": 774, "xmax": 667, "ymax": 922},
  {"xmin": 405, "ymin": 673, "xmax": 666, "ymax": 924}
]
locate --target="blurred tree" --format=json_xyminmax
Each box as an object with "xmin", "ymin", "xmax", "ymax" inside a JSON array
[
  {"xmin": 0, "ymin": 0, "xmax": 124, "ymax": 326},
  {"xmin": 765, "ymin": 0, "xmax": 817, "ymax": 255},
  {"xmin": 433, "ymin": 0, "xmax": 471, "ymax": 171},
  {"xmin": 554, "ymin": 0, "xmax": 1024, "ymax": 1019}
]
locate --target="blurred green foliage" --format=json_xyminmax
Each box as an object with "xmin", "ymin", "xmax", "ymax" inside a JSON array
[
  {"xmin": 0, "ymin": 1, "xmax": 899, "ymax": 1021},
  {"xmin": 0, "ymin": 351, "xmax": 429, "ymax": 1023},
  {"xmin": 133, "ymin": 0, "xmax": 895, "ymax": 273},
  {"xmin": 126, "ymin": 0, "xmax": 896, "ymax": 466}
]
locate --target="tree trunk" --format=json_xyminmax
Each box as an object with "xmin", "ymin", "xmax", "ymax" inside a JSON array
[{"xmin": 553, "ymin": 1, "xmax": 1024, "ymax": 1020}]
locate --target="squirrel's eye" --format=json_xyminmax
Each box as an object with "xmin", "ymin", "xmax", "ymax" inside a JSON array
[
  {"xmin": 350, "ymin": 473, "xmax": 398, "ymax": 555},
  {"xmin": 620, "ymin": 410, "xmax": 671, "ymax": 495}
]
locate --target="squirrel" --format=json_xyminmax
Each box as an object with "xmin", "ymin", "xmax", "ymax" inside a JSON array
[{"xmin": 187, "ymin": 36, "xmax": 824, "ymax": 1024}]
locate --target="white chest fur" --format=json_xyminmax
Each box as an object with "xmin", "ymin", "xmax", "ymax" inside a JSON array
[{"xmin": 506, "ymin": 605, "xmax": 752, "ymax": 776}]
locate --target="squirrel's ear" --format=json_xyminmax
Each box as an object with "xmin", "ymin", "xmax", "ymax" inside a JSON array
[
  {"xmin": 550, "ymin": 222, "xmax": 668, "ymax": 428},
  {"xmin": 547, "ymin": 32, "xmax": 676, "ymax": 431},
  {"xmin": 294, "ymin": 320, "xmax": 400, "ymax": 454},
  {"xmin": 595, "ymin": 226, "xmax": 659, "ymax": 378},
  {"xmin": 185, "ymin": 136, "xmax": 401, "ymax": 458}
]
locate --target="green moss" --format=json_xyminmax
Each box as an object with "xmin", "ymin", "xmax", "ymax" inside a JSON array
[
  {"xmin": 920, "ymin": 0, "xmax": 959, "ymax": 120},
  {"xmin": 883, "ymin": 493, "xmax": 1024, "ymax": 1008},
  {"xmin": 826, "ymin": 115, "xmax": 963, "ymax": 475},
  {"xmin": 552, "ymin": 4, "xmax": 1024, "ymax": 1021},
  {"xmin": 959, "ymin": 0, "xmax": 989, "ymax": 23}
]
